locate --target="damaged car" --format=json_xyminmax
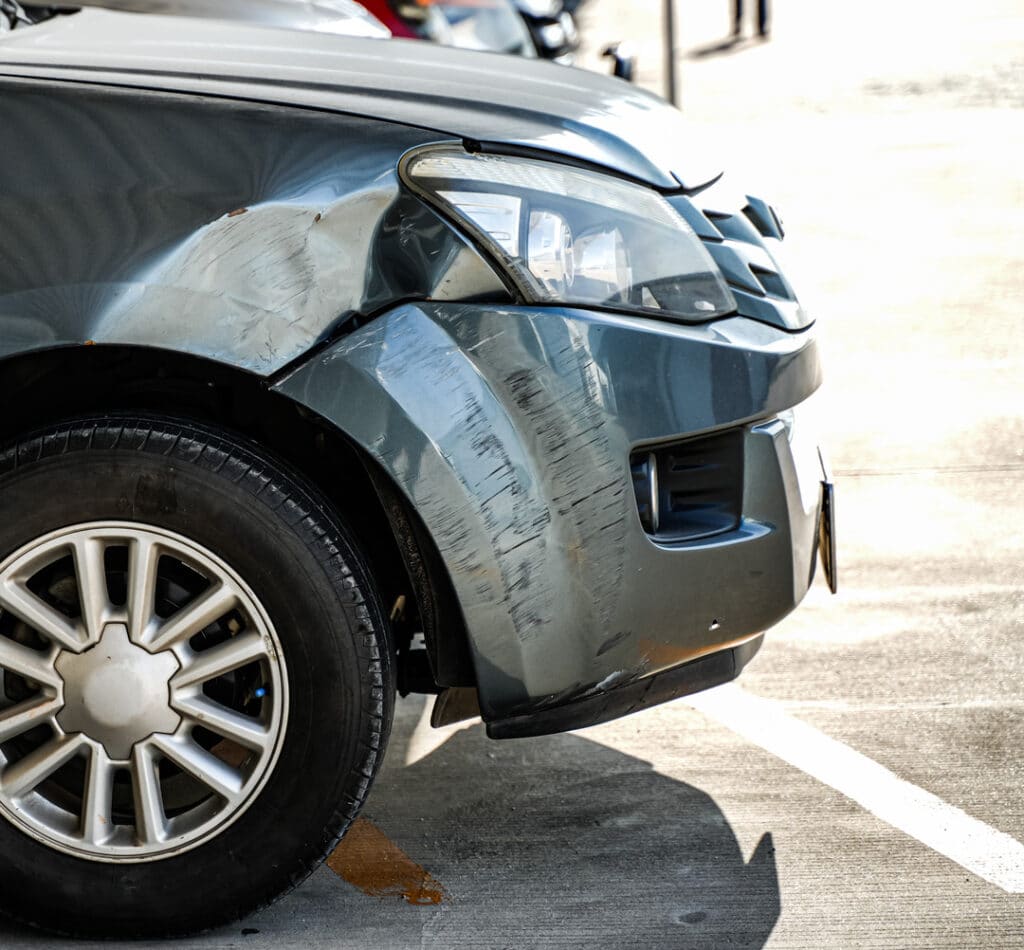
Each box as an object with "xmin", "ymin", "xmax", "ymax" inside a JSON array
[{"xmin": 0, "ymin": 2, "xmax": 835, "ymax": 938}]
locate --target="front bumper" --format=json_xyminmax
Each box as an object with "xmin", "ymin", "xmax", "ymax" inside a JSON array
[
  {"xmin": 277, "ymin": 301, "xmax": 828, "ymax": 731},
  {"xmin": 487, "ymin": 417, "xmax": 837, "ymax": 739}
]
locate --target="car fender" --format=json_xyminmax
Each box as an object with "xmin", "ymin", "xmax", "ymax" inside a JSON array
[{"xmin": 0, "ymin": 81, "xmax": 503, "ymax": 373}]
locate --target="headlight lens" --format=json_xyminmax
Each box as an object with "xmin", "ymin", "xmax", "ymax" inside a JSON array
[{"xmin": 402, "ymin": 148, "xmax": 736, "ymax": 322}]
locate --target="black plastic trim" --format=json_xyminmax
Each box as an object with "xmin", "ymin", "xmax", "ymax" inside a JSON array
[{"xmin": 486, "ymin": 636, "xmax": 763, "ymax": 739}]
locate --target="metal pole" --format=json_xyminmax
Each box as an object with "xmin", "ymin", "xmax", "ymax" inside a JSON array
[{"xmin": 663, "ymin": 0, "xmax": 677, "ymax": 106}]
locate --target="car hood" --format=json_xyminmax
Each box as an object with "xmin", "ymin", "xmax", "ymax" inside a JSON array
[{"xmin": 0, "ymin": 9, "xmax": 721, "ymax": 189}]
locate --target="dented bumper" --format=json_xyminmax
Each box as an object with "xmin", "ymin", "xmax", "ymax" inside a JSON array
[{"xmin": 277, "ymin": 301, "xmax": 824, "ymax": 730}]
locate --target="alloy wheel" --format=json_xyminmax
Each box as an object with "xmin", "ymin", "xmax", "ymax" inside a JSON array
[{"xmin": 0, "ymin": 522, "xmax": 287, "ymax": 861}]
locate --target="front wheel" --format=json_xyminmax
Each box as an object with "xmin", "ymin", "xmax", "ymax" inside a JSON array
[{"xmin": 0, "ymin": 417, "xmax": 392, "ymax": 937}]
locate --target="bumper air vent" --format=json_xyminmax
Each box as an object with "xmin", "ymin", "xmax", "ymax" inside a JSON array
[{"xmin": 631, "ymin": 428, "xmax": 744, "ymax": 543}]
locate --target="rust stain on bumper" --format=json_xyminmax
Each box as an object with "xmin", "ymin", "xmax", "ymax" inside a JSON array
[{"xmin": 639, "ymin": 632, "xmax": 763, "ymax": 673}]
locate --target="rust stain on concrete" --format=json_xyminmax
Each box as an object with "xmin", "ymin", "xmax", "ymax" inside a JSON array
[{"xmin": 326, "ymin": 818, "xmax": 446, "ymax": 906}]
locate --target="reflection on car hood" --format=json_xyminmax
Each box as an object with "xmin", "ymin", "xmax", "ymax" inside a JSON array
[{"xmin": 0, "ymin": 9, "xmax": 721, "ymax": 189}]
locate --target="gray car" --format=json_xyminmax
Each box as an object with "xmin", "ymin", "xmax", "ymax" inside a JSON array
[{"xmin": 0, "ymin": 5, "xmax": 835, "ymax": 938}]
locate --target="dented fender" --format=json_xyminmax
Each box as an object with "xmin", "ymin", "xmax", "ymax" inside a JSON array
[{"xmin": 0, "ymin": 80, "xmax": 505, "ymax": 373}]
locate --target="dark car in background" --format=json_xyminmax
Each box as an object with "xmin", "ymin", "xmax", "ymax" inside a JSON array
[
  {"xmin": 512, "ymin": 0, "xmax": 578, "ymax": 61},
  {"xmin": 0, "ymin": 3, "xmax": 834, "ymax": 939}
]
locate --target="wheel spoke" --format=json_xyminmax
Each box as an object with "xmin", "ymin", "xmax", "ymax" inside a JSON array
[
  {"xmin": 126, "ymin": 534, "xmax": 160, "ymax": 644},
  {"xmin": 0, "ymin": 577, "xmax": 85, "ymax": 652},
  {"xmin": 131, "ymin": 741, "xmax": 166, "ymax": 845},
  {"xmin": 1, "ymin": 734, "xmax": 87, "ymax": 799},
  {"xmin": 149, "ymin": 733, "xmax": 244, "ymax": 803},
  {"xmin": 0, "ymin": 695, "xmax": 61, "ymax": 743},
  {"xmin": 174, "ymin": 695, "xmax": 270, "ymax": 751},
  {"xmin": 172, "ymin": 630, "xmax": 266, "ymax": 690},
  {"xmin": 71, "ymin": 536, "xmax": 110, "ymax": 644},
  {"xmin": 82, "ymin": 743, "xmax": 115, "ymax": 845},
  {"xmin": 0, "ymin": 636, "xmax": 60, "ymax": 688},
  {"xmin": 144, "ymin": 583, "xmax": 238, "ymax": 653}
]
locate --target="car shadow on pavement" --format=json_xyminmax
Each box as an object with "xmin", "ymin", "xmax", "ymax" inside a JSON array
[
  {"xmin": 319, "ymin": 698, "xmax": 782, "ymax": 949},
  {"xmin": 0, "ymin": 698, "xmax": 781, "ymax": 948}
]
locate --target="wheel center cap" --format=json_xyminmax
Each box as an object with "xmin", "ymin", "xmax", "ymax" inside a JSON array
[{"xmin": 55, "ymin": 623, "xmax": 181, "ymax": 760}]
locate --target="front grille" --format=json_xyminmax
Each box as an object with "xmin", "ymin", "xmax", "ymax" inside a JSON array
[
  {"xmin": 668, "ymin": 193, "xmax": 811, "ymax": 332},
  {"xmin": 630, "ymin": 428, "xmax": 744, "ymax": 543}
]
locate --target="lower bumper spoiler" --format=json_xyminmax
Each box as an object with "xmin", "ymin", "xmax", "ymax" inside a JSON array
[{"xmin": 486, "ymin": 636, "xmax": 764, "ymax": 739}]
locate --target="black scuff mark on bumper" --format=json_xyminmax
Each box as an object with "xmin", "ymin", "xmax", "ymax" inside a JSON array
[{"xmin": 596, "ymin": 630, "xmax": 630, "ymax": 657}]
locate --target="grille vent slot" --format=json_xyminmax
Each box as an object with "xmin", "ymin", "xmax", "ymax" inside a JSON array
[{"xmin": 667, "ymin": 193, "xmax": 811, "ymax": 331}]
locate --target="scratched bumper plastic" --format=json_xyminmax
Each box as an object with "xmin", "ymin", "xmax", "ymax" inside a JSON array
[{"xmin": 276, "ymin": 301, "xmax": 824, "ymax": 724}]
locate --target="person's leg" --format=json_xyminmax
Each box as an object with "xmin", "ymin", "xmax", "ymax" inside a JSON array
[
  {"xmin": 733, "ymin": 0, "xmax": 743, "ymax": 36},
  {"xmin": 758, "ymin": 0, "xmax": 769, "ymax": 35}
]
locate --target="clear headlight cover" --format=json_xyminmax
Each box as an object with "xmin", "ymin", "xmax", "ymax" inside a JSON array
[{"xmin": 402, "ymin": 148, "xmax": 736, "ymax": 322}]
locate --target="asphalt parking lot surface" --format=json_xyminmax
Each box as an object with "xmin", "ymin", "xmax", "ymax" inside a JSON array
[{"xmin": 3, "ymin": 1, "xmax": 1021, "ymax": 946}]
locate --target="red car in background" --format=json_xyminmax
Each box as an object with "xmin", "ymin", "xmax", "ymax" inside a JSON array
[{"xmin": 361, "ymin": 0, "xmax": 562, "ymax": 59}]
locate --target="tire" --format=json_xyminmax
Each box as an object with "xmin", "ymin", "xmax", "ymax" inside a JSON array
[{"xmin": 0, "ymin": 416, "xmax": 393, "ymax": 938}]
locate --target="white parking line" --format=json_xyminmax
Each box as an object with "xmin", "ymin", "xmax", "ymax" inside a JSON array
[{"xmin": 686, "ymin": 684, "xmax": 1024, "ymax": 893}]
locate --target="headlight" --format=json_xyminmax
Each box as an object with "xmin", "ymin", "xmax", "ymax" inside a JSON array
[{"xmin": 402, "ymin": 148, "xmax": 736, "ymax": 323}]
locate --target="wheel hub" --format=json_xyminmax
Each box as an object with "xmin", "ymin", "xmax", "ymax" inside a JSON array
[{"xmin": 55, "ymin": 623, "xmax": 180, "ymax": 760}]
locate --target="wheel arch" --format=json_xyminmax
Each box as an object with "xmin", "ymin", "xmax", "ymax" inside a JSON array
[{"xmin": 0, "ymin": 343, "xmax": 476, "ymax": 693}]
